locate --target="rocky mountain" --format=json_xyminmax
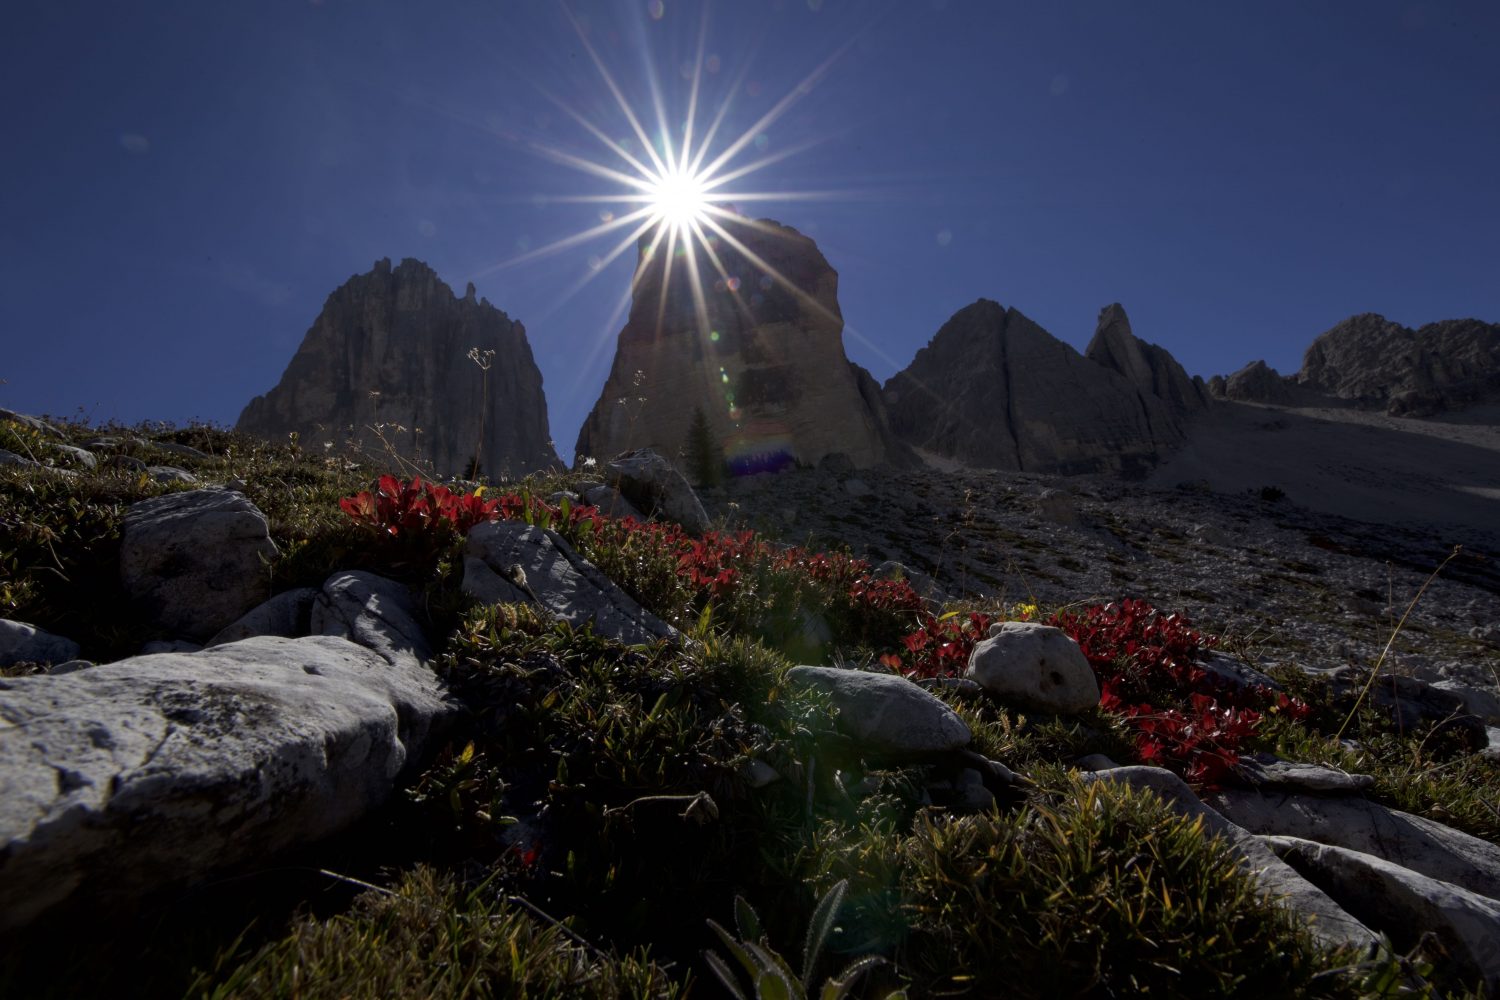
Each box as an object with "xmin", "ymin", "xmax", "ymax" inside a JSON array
[
  {"xmin": 238, "ymin": 258, "xmax": 556, "ymax": 478},
  {"xmin": 574, "ymin": 218, "xmax": 912, "ymax": 473},
  {"xmin": 1297, "ymin": 314, "xmax": 1500, "ymax": 416},
  {"xmin": 1085, "ymin": 303, "xmax": 1210, "ymax": 417},
  {"xmin": 1218, "ymin": 359, "xmax": 1296, "ymax": 404},
  {"xmin": 882, "ymin": 299, "xmax": 1192, "ymax": 477}
]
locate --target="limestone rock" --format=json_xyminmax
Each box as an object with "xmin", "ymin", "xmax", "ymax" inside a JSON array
[
  {"xmin": 119, "ymin": 489, "xmax": 279, "ymax": 642},
  {"xmin": 786, "ymin": 665, "xmax": 971, "ymax": 757},
  {"xmin": 1433, "ymin": 680, "xmax": 1500, "ymax": 725},
  {"xmin": 1297, "ymin": 313, "xmax": 1500, "ymax": 414},
  {"xmin": 883, "ymin": 299, "xmax": 1187, "ymax": 477},
  {"xmin": 1085, "ymin": 767, "xmax": 1377, "ymax": 949},
  {"xmin": 605, "ymin": 449, "xmax": 710, "ymax": 533},
  {"xmin": 1266, "ymin": 836, "xmax": 1500, "ymax": 992},
  {"xmin": 967, "ymin": 622, "xmax": 1100, "ymax": 713},
  {"xmin": 1085, "ymin": 303, "xmax": 1210, "ymax": 416},
  {"xmin": 1223, "ymin": 360, "xmax": 1295, "ymax": 404},
  {"xmin": 575, "ymin": 218, "xmax": 904, "ymax": 473},
  {"xmin": 0, "ymin": 408, "xmax": 63, "ymax": 438},
  {"xmin": 0, "ymin": 635, "xmax": 454, "ymax": 931},
  {"xmin": 463, "ymin": 520, "xmax": 677, "ymax": 646},
  {"xmin": 206, "ymin": 587, "xmax": 320, "ymax": 647},
  {"xmin": 582, "ymin": 484, "xmax": 645, "ymax": 521},
  {"xmin": 0, "ymin": 620, "xmax": 80, "ymax": 668},
  {"xmin": 311, "ymin": 571, "xmax": 431, "ymax": 670},
  {"xmin": 1232, "ymin": 752, "xmax": 1375, "ymax": 794},
  {"xmin": 237, "ymin": 257, "xmax": 556, "ymax": 478},
  {"xmin": 1205, "ymin": 788, "xmax": 1500, "ymax": 902}
]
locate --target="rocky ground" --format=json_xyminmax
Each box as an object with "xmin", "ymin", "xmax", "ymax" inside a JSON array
[{"xmin": 701, "ymin": 460, "xmax": 1500, "ymax": 693}]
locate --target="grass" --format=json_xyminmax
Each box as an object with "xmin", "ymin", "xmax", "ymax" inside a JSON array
[{"xmin": 1, "ymin": 414, "xmax": 1498, "ymax": 997}]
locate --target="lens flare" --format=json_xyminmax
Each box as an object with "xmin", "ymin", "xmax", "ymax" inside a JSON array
[{"xmin": 648, "ymin": 167, "xmax": 709, "ymax": 229}]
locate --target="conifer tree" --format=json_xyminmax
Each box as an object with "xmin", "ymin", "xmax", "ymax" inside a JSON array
[{"xmin": 683, "ymin": 405, "xmax": 726, "ymax": 487}]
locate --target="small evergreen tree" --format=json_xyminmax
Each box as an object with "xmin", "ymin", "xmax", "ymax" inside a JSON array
[{"xmin": 683, "ymin": 405, "xmax": 726, "ymax": 487}]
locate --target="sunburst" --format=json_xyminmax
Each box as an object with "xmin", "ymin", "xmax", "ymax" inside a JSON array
[{"xmin": 481, "ymin": 4, "xmax": 855, "ymax": 349}]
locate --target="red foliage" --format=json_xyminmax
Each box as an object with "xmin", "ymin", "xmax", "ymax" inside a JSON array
[{"xmin": 883, "ymin": 597, "xmax": 1308, "ymax": 788}]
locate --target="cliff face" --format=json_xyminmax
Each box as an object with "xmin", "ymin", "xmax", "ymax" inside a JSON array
[
  {"xmin": 575, "ymin": 218, "xmax": 910, "ymax": 473},
  {"xmin": 883, "ymin": 299, "xmax": 1189, "ymax": 477},
  {"xmin": 237, "ymin": 258, "xmax": 556, "ymax": 478},
  {"xmin": 1298, "ymin": 314, "xmax": 1500, "ymax": 415},
  {"xmin": 1086, "ymin": 303, "xmax": 1210, "ymax": 417}
]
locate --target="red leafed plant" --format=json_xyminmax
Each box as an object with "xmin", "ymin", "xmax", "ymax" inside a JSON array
[{"xmin": 340, "ymin": 475, "xmax": 504, "ymax": 539}]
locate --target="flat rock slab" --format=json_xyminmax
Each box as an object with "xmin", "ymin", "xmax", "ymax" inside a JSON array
[
  {"xmin": 0, "ymin": 635, "xmax": 454, "ymax": 932},
  {"xmin": 1085, "ymin": 766, "xmax": 1377, "ymax": 950},
  {"xmin": 464, "ymin": 520, "xmax": 677, "ymax": 646},
  {"xmin": 119, "ymin": 488, "xmax": 279, "ymax": 642},
  {"xmin": 786, "ymin": 665, "xmax": 972, "ymax": 758},
  {"xmin": 1205, "ymin": 788, "xmax": 1500, "ymax": 903},
  {"xmin": 1233, "ymin": 752, "xmax": 1375, "ymax": 794},
  {"xmin": 1266, "ymin": 835, "xmax": 1500, "ymax": 993}
]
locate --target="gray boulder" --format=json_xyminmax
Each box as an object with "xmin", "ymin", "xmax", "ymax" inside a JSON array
[
  {"xmin": 582, "ymin": 484, "xmax": 646, "ymax": 522},
  {"xmin": 464, "ymin": 520, "xmax": 677, "ymax": 646},
  {"xmin": 48, "ymin": 444, "xmax": 97, "ymax": 470},
  {"xmin": 967, "ymin": 622, "xmax": 1100, "ymax": 713},
  {"xmin": 147, "ymin": 465, "xmax": 198, "ymax": 484},
  {"xmin": 0, "ymin": 408, "xmax": 63, "ymax": 438},
  {"xmin": 786, "ymin": 665, "xmax": 971, "ymax": 757},
  {"xmin": 0, "ymin": 449, "xmax": 34, "ymax": 467},
  {"xmin": 311, "ymin": 571, "xmax": 431, "ymax": 670},
  {"xmin": 148, "ymin": 440, "xmax": 211, "ymax": 461},
  {"xmin": 1196, "ymin": 651, "xmax": 1279, "ymax": 693},
  {"xmin": 206, "ymin": 587, "xmax": 321, "ymax": 647},
  {"xmin": 0, "ymin": 620, "xmax": 80, "ymax": 668},
  {"xmin": 0, "ymin": 635, "xmax": 455, "ymax": 931},
  {"xmin": 605, "ymin": 449, "xmax": 710, "ymax": 534},
  {"xmin": 119, "ymin": 489, "xmax": 279, "ymax": 642},
  {"xmin": 1085, "ymin": 766, "xmax": 1377, "ymax": 949},
  {"xmin": 1205, "ymin": 788, "xmax": 1500, "ymax": 902},
  {"xmin": 1266, "ymin": 836, "xmax": 1500, "ymax": 993},
  {"xmin": 1232, "ymin": 752, "xmax": 1374, "ymax": 794},
  {"xmin": 1433, "ymin": 680, "xmax": 1500, "ymax": 726}
]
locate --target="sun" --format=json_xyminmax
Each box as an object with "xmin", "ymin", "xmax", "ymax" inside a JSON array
[
  {"xmin": 479, "ymin": 5, "xmax": 858, "ymax": 347},
  {"xmin": 647, "ymin": 167, "xmax": 710, "ymax": 230}
]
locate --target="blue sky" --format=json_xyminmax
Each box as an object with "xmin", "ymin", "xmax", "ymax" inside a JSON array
[{"xmin": 3, "ymin": 1, "xmax": 1497, "ymax": 453}]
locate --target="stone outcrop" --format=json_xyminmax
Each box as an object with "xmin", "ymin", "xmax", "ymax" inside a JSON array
[
  {"xmin": 463, "ymin": 521, "xmax": 678, "ymax": 646},
  {"xmin": 1085, "ymin": 303, "xmax": 1210, "ymax": 417},
  {"xmin": 883, "ymin": 299, "xmax": 1188, "ymax": 476},
  {"xmin": 1266, "ymin": 836, "xmax": 1500, "ymax": 992},
  {"xmin": 575, "ymin": 218, "xmax": 911, "ymax": 473},
  {"xmin": 605, "ymin": 449, "xmax": 710, "ymax": 534},
  {"xmin": 1296, "ymin": 313, "xmax": 1500, "ymax": 415},
  {"xmin": 119, "ymin": 489, "xmax": 280, "ymax": 643},
  {"xmin": 0, "ymin": 635, "xmax": 454, "ymax": 931},
  {"xmin": 785, "ymin": 665, "xmax": 972, "ymax": 757},
  {"xmin": 238, "ymin": 258, "xmax": 556, "ymax": 478}
]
